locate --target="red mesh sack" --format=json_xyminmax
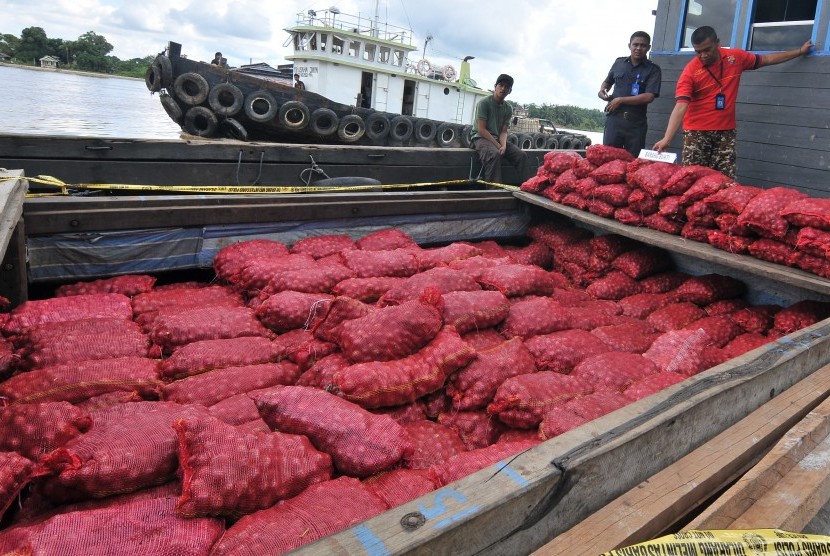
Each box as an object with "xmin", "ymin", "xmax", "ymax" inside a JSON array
[
  {"xmin": 575, "ymin": 176, "xmax": 600, "ymax": 197},
  {"xmin": 629, "ymin": 162, "xmax": 680, "ymax": 196},
  {"xmin": 614, "ymin": 207, "xmax": 645, "ymax": 226},
  {"xmin": 372, "ymin": 401, "xmax": 428, "ymax": 425},
  {"xmin": 54, "ymin": 274, "xmax": 156, "ymax": 297},
  {"xmin": 565, "ymin": 307, "xmax": 631, "ymax": 331},
  {"xmin": 659, "ymin": 195, "xmax": 687, "ymax": 219},
  {"xmin": 227, "ymin": 254, "xmax": 316, "ymax": 292},
  {"xmin": 290, "ymin": 234, "xmax": 355, "ymax": 258},
  {"xmin": 520, "ymin": 174, "xmax": 551, "ymax": 193},
  {"xmin": 528, "ymin": 222, "xmax": 593, "ymax": 250},
  {"xmin": 679, "ymin": 173, "xmax": 733, "ymax": 205},
  {"xmin": 626, "ymin": 188, "xmax": 659, "ymax": 214},
  {"xmin": 643, "ymin": 329, "xmax": 713, "ymax": 375},
  {"xmin": 437, "ymin": 410, "xmax": 507, "ymax": 451},
  {"xmin": 207, "ymin": 392, "xmax": 262, "ymax": 426},
  {"xmin": 572, "ymin": 352, "xmax": 658, "ymax": 392},
  {"xmin": 499, "ymin": 429, "xmax": 543, "ymax": 444},
  {"xmin": 703, "ymin": 184, "xmax": 762, "ymax": 214},
  {"xmin": 415, "ymin": 243, "xmax": 483, "ymax": 270},
  {"xmin": 539, "ymin": 406, "xmax": 589, "ymax": 438},
  {"xmin": 705, "ymin": 298, "xmax": 748, "ymax": 316},
  {"xmin": 422, "ymin": 390, "xmax": 453, "ymax": 419},
  {"xmin": 252, "ymin": 386, "xmax": 412, "ymax": 477},
  {"xmin": 647, "ymin": 302, "xmax": 707, "ymax": 332},
  {"xmin": 213, "ymin": 239, "xmax": 289, "ymax": 281},
  {"xmin": 254, "ymin": 291, "xmax": 332, "ymax": 333},
  {"xmin": 561, "ymin": 192, "xmax": 588, "ymax": 210},
  {"xmin": 355, "ymin": 228, "xmax": 418, "ymax": 251},
  {"xmin": 591, "ymin": 160, "xmax": 628, "ymax": 185},
  {"xmin": 131, "ymin": 285, "xmax": 241, "ymax": 317},
  {"xmin": 208, "ymin": 477, "xmax": 386, "ymax": 556},
  {"xmin": 681, "ymin": 222, "xmax": 714, "ymax": 242},
  {"xmin": 643, "ymin": 213, "xmax": 684, "ymax": 235},
  {"xmin": 0, "ymin": 491, "xmax": 224, "ymax": 556},
  {"xmin": 590, "ymin": 234, "xmax": 639, "ymax": 262},
  {"xmin": 1, "ymin": 451, "xmax": 33, "ymax": 518},
  {"xmin": 174, "ymin": 413, "xmax": 333, "ymax": 518},
  {"xmin": 0, "ymin": 402, "xmax": 92, "ymax": 461},
  {"xmin": 488, "ymin": 372, "xmax": 593, "ymax": 428},
  {"xmin": 622, "ymin": 371, "xmax": 686, "ymax": 401},
  {"xmin": 748, "ymin": 238, "xmax": 798, "ymax": 266},
  {"xmin": 585, "ymin": 198, "xmax": 616, "ymax": 218},
  {"xmin": 562, "ymin": 390, "xmax": 628, "ymax": 420},
  {"xmin": 38, "ymin": 403, "xmax": 202, "ymax": 503},
  {"xmin": 673, "ymin": 273, "xmax": 746, "ymax": 305},
  {"xmin": 21, "ymin": 328, "xmax": 150, "ymax": 370},
  {"xmin": 543, "ymin": 150, "xmax": 582, "ymax": 174},
  {"xmin": 793, "ymin": 252, "xmax": 830, "ymax": 279},
  {"xmin": 3, "ymin": 293, "xmax": 132, "ymax": 335},
  {"xmin": 586, "ymin": 144, "xmax": 635, "ymax": 166},
  {"xmin": 273, "ymin": 329, "xmax": 338, "ymax": 371},
  {"xmin": 612, "ymin": 247, "xmax": 673, "ymax": 279},
  {"xmin": 402, "ymin": 420, "xmax": 466, "ymax": 469},
  {"xmin": 780, "ymin": 198, "xmax": 830, "ymax": 230},
  {"xmin": 715, "ymin": 213, "xmax": 755, "ymax": 236},
  {"xmin": 334, "ymin": 294, "xmax": 443, "ymax": 363},
  {"xmin": 150, "ymin": 305, "xmax": 270, "ymax": 352},
  {"xmin": 618, "ymin": 292, "xmax": 673, "ymax": 318},
  {"xmin": 721, "ymin": 333, "xmax": 771, "ymax": 360},
  {"xmin": 13, "ymin": 318, "xmax": 142, "ymax": 351},
  {"xmin": 774, "ymin": 300, "xmax": 830, "ymax": 334},
  {"xmin": 686, "ymin": 200, "xmax": 717, "ymax": 227},
  {"xmin": 663, "ymin": 165, "xmax": 718, "ymax": 195},
  {"xmin": 259, "ymin": 262, "xmax": 354, "ymax": 295},
  {"xmin": 340, "ymin": 248, "xmax": 419, "ymax": 278},
  {"xmin": 573, "ymin": 158, "xmax": 599, "ymax": 179},
  {"xmin": 159, "ymin": 336, "xmax": 283, "ymax": 381},
  {"xmin": 625, "ymin": 158, "xmax": 654, "ymax": 180},
  {"xmin": 796, "ymin": 227, "xmax": 830, "ymax": 258},
  {"xmin": 586, "ymin": 270, "xmax": 641, "ymax": 300},
  {"xmin": 462, "ymin": 328, "xmax": 508, "ymax": 350},
  {"xmin": 477, "ymin": 264, "xmax": 557, "ymax": 297},
  {"xmin": 73, "ymin": 390, "xmax": 142, "ymax": 412},
  {"xmin": 311, "ymin": 296, "xmax": 374, "ymax": 343},
  {"xmin": 638, "ymin": 271, "xmax": 690, "ymax": 294},
  {"xmin": 543, "ymin": 185, "xmax": 565, "ymax": 203},
  {"xmin": 295, "ymin": 353, "xmax": 349, "ymax": 389},
  {"xmin": 442, "ymin": 289, "xmax": 509, "ymax": 333},
  {"xmin": 447, "ymin": 337, "xmax": 536, "ymax": 411},
  {"xmin": 153, "ymin": 281, "xmax": 209, "ymax": 291},
  {"xmin": 593, "ymin": 183, "xmax": 633, "ymax": 207},
  {"xmin": 707, "ymin": 230, "xmax": 755, "ymax": 254},
  {"xmin": 331, "ymin": 327, "xmax": 476, "ymax": 408},
  {"xmin": 0, "ymin": 357, "xmax": 161, "ymax": 405},
  {"xmin": 555, "ymin": 239, "xmax": 593, "ymax": 268},
  {"xmin": 363, "ymin": 468, "xmax": 436, "ymax": 508},
  {"xmin": 591, "ymin": 321, "xmax": 660, "ymax": 353},
  {"xmin": 552, "ymin": 168, "xmax": 579, "ymax": 193},
  {"xmin": 161, "ymin": 361, "xmax": 300, "ymax": 406},
  {"xmin": 498, "ymin": 297, "xmax": 572, "ymax": 338},
  {"xmin": 525, "ymin": 330, "xmax": 610, "ymax": 373},
  {"xmin": 684, "ymin": 315, "xmax": 743, "ymax": 347},
  {"xmin": 331, "ymin": 276, "xmax": 404, "ymax": 303},
  {"xmin": 737, "ymin": 187, "xmax": 808, "ymax": 239},
  {"xmin": 378, "ymin": 267, "xmax": 480, "ymax": 306},
  {"xmin": 504, "ymin": 242, "xmax": 554, "ymax": 269},
  {"xmin": 428, "ymin": 440, "xmax": 538, "ymax": 487},
  {"xmin": 730, "ymin": 305, "xmax": 780, "ymax": 334}
]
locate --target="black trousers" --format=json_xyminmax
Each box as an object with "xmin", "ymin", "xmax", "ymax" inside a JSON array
[
  {"xmin": 603, "ymin": 114, "xmax": 647, "ymax": 158},
  {"xmin": 472, "ymin": 138, "xmax": 526, "ymax": 183}
]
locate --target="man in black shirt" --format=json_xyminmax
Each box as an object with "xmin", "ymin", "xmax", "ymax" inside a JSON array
[{"xmin": 598, "ymin": 31, "xmax": 662, "ymax": 157}]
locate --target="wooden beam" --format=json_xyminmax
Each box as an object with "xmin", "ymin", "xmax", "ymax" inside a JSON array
[{"xmin": 533, "ymin": 364, "xmax": 830, "ymax": 555}]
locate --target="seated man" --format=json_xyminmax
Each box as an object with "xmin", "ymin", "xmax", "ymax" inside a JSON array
[{"xmin": 470, "ymin": 74, "xmax": 526, "ymax": 183}]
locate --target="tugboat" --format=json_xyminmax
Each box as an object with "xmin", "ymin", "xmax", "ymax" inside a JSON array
[{"xmin": 146, "ymin": 7, "xmax": 590, "ymax": 149}]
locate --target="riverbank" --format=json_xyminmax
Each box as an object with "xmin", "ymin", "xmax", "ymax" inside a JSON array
[{"xmin": 0, "ymin": 62, "xmax": 140, "ymax": 81}]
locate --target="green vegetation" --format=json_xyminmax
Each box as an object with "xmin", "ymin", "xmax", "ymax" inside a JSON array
[
  {"xmin": 510, "ymin": 101, "xmax": 605, "ymax": 133},
  {"xmin": 0, "ymin": 27, "xmax": 154, "ymax": 78}
]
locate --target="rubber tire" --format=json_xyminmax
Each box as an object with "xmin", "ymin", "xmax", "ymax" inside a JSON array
[
  {"xmin": 145, "ymin": 65, "xmax": 162, "ymax": 92},
  {"xmin": 582, "ymin": 137, "xmax": 593, "ymax": 147},
  {"xmin": 531, "ymin": 133, "xmax": 547, "ymax": 149},
  {"xmin": 337, "ymin": 114, "xmax": 366, "ymax": 142},
  {"xmin": 460, "ymin": 125, "xmax": 473, "ymax": 148},
  {"xmin": 183, "ymin": 106, "xmax": 218, "ymax": 137},
  {"xmin": 208, "ymin": 83, "xmax": 244, "ymax": 116},
  {"xmin": 312, "ymin": 177, "xmax": 382, "ymax": 187},
  {"xmin": 545, "ymin": 135, "xmax": 559, "ymax": 150},
  {"xmin": 413, "ymin": 118, "xmax": 437, "ymax": 143},
  {"xmin": 559, "ymin": 135, "xmax": 574, "ymax": 149},
  {"xmin": 365, "ymin": 113, "xmax": 391, "ymax": 142},
  {"xmin": 389, "ymin": 116, "xmax": 414, "ymax": 142},
  {"xmin": 173, "ymin": 72, "xmax": 209, "ymax": 106},
  {"xmin": 220, "ymin": 118, "xmax": 248, "ymax": 141},
  {"xmin": 159, "ymin": 93, "xmax": 183, "ymax": 123},
  {"xmin": 309, "ymin": 108, "xmax": 339, "ymax": 137},
  {"xmin": 243, "ymin": 91, "xmax": 278, "ymax": 123},
  {"xmin": 506, "ymin": 132, "xmax": 518, "ymax": 146},
  {"xmin": 277, "ymin": 100, "xmax": 310, "ymax": 130},
  {"xmin": 570, "ymin": 137, "xmax": 585, "ymax": 150},
  {"xmin": 435, "ymin": 122, "xmax": 457, "ymax": 148},
  {"xmin": 155, "ymin": 55, "xmax": 173, "ymax": 89},
  {"xmin": 517, "ymin": 133, "xmax": 533, "ymax": 150}
]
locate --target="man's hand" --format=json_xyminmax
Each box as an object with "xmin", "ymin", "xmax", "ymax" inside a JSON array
[
  {"xmin": 598, "ymin": 88, "xmax": 610, "ymax": 101},
  {"xmin": 498, "ymin": 142, "xmax": 507, "ymax": 155},
  {"xmin": 605, "ymin": 97, "xmax": 624, "ymax": 112},
  {"xmin": 653, "ymin": 138, "xmax": 671, "ymax": 153}
]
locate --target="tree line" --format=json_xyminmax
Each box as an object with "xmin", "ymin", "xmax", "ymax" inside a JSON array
[
  {"xmin": 516, "ymin": 102, "xmax": 605, "ymax": 133},
  {"xmin": 0, "ymin": 27, "xmax": 154, "ymax": 78}
]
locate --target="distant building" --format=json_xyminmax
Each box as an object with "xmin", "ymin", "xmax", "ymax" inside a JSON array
[
  {"xmin": 0, "ymin": 53, "xmax": 10, "ymax": 63},
  {"xmin": 39, "ymin": 55, "xmax": 60, "ymax": 69}
]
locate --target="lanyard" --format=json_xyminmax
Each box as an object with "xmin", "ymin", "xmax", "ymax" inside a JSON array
[{"xmin": 704, "ymin": 59, "xmax": 724, "ymax": 92}]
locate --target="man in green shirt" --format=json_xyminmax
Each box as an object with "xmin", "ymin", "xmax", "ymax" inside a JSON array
[{"xmin": 471, "ymin": 74, "xmax": 526, "ymax": 183}]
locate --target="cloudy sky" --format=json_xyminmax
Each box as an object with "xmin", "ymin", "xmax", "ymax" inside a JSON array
[{"xmin": 1, "ymin": 0, "xmax": 659, "ymax": 110}]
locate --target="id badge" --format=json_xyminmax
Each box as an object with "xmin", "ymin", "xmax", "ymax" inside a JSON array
[
  {"xmin": 715, "ymin": 93, "xmax": 726, "ymax": 110},
  {"xmin": 630, "ymin": 82, "xmax": 640, "ymax": 96}
]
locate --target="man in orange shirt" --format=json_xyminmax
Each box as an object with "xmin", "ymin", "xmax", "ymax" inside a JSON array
[{"xmin": 654, "ymin": 26, "xmax": 812, "ymax": 178}]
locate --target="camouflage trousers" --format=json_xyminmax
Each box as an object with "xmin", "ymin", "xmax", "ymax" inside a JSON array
[{"xmin": 682, "ymin": 129, "xmax": 737, "ymax": 179}]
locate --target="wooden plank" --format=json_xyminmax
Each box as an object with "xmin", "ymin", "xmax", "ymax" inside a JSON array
[
  {"xmin": 0, "ymin": 221, "xmax": 28, "ymax": 306},
  {"xmin": 0, "ymin": 170, "xmax": 27, "ymax": 258},
  {"xmin": 689, "ymin": 396, "xmax": 830, "ymax": 531},
  {"xmin": 534, "ymin": 363, "xmax": 830, "ymax": 555},
  {"xmin": 515, "ymin": 192, "xmax": 830, "ymax": 301},
  {"xmin": 296, "ymin": 320, "xmax": 830, "ymax": 555}
]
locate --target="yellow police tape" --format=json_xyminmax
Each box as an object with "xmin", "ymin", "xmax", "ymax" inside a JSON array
[
  {"xmin": 603, "ymin": 529, "xmax": 830, "ymax": 555},
  {"xmin": 12, "ymin": 175, "xmax": 519, "ymax": 196}
]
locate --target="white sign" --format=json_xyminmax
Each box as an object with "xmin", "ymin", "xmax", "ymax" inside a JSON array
[{"xmin": 639, "ymin": 149, "xmax": 677, "ymax": 163}]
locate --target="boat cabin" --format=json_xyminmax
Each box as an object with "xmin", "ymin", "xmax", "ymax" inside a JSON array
[
  {"xmin": 283, "ymin": 8, "xmax": 489, "ymax": 124},
  {"xmin": 649, "ymin": 0, "xmax": 829, "ymax": 196}
]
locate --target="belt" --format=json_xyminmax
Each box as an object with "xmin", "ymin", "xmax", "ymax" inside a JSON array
[{"xmin": 609, "ymin": 110, "xmax": 645, "ymax": 122}]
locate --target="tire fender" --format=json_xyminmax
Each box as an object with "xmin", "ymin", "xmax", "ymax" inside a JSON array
[
  {"xmin": 159, "ymin": 93, "xmax": 183, "ymax": 123},
  {"xmin": 183, "ymin": 106, "xmax": 218, "ymax": 137},
  {"xmin": 173, "ymin": 72, "xmax": 210, "ymax": 106},
  {"xmin": 243, "ymin": 91, "xmax": 278, "ymax": 122},
  {"xmin": 545, "ymin": 135, "xmax": 560, "ymax": 150},
  {"xmin": 389, "ymin": 116, "xmax": 414, "ymax": 142},
  {"xmin": 531, "ymin": 133, "xmax": 547, "ymax": 149},
  {"xmin": 155, "ymin": 55, "xmax": 173, "ymax": 88},
  {"xmin": 145, "ymin": 65, "xmax": 162, "ymax": 92},
  {"xmin": 309, "ymin": 108, "xmax": 339, "ymax": 137},
  {"xmin": 220, "ymin": 118, "xmax": 248, "ymax": 141},
  {"xmin": 337, "ymin": 114, "xmax": 366, "ymax": 142},
  {"xmin": 559, "ymin": 135, "xmax": 574, "ymax": 149},
  {"xmin": 460, "ymin": 125, "xmax": 473, "ymax": 148},
  {"xmin": 365, "ymin": 113, "xmax": 391, "ymax": 142},
  {"xmin": 413, "ymin": 118, "xmax": 438, "ymax": 143},
  {"xmin": 435, "ymin": 122, "xmax": 457, "ymax": 148},
  {"xmin": 506, "ymin": 132, "xmax": 519, "ymax": 146},
  {"xmin": 278, "ymin": 100, "xmax": 311, "ymax": 130},
  {"xmin": 208, "ymin": 83, "xmax": 244, "ymax": 116}
]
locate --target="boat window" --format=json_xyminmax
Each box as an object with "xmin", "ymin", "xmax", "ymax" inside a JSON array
[
  {"xmin": 363, "ymin": 43, "xmax": 377, "ymax": 62},
  {"xmin": 393, "ymin": 50, "xmax": 404, "ymax": 66},
  {"xmin": 749, "ymin": 0, "xmax": 816, "ymax": 50},
  {"xmin": 349, "ymin": 40, "xmax": 361, "ymax": 57},
  {"xmin": 379, "ymin": 46, "xmax": 391, "ymax": 64},
  {"xmin": 318, "ymin": 33, "xmax": 328, "ymax": 52},
  {"xmin": 332, "ymin": 35, "xmax": 345, "ymax": 54},
  {"xmin": 680, "ymin": 0, "xmax": 737, "ymax": 48}
]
